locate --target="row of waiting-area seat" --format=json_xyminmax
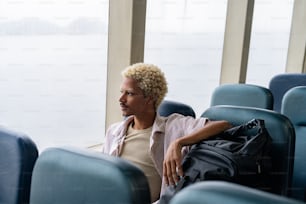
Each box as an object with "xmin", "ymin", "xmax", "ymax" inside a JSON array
[
  {"xmin": 159, "ymin": 73, "xmax": 306, "ymax": 203},
  {"xmin": 1, "ymin": 73, "xmax": 306, "ymax": 204},
  {"xmin": 0, "ymin": 128, "xmax": 152, "ymax": 204}
]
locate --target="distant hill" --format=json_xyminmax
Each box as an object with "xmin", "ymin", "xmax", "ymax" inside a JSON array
[{"xmin": 0, "ymin": 18, "xmax": 107, "ymax": 35}]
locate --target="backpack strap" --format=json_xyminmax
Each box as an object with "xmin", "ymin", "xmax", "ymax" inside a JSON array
[{"xmin": 175, "ymin": 169, "xmax": 200, "ymax": 191}]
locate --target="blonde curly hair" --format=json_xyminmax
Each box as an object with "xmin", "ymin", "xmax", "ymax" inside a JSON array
[{"xmin": 121, "ymin": 63, "xmax": 168, "ymax": 109}]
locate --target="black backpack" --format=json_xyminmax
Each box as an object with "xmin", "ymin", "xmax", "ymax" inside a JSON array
[{"xmin": 159, "ymin": 119, "xmax": 272, "ymax": 204}]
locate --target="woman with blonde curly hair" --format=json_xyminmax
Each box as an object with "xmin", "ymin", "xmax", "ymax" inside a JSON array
[{"xmin": 102, "ymin": 63, "xmax": 231, "ymax": 203}]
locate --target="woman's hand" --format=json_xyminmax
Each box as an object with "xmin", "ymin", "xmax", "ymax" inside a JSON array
[{"xmin": 163, "ymin": 140, "xmax": 184, "ymax": 186}]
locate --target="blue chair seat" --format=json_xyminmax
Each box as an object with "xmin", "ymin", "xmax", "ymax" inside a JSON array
[
  {"xmin": 201, "ymin": 105, "xmax": 295, "ymax": 196},
  {"xmin": 210, "ymin": 83, "xmax": 273, "ymax": 109},
  {"xmin": 158, "ymin": 100, "xmax": 196, "ymax": 117},
  {"xmin": 269, "ymin": 73, "xmax": 306, "ymax": 112},
  {"xmin": 281, "ymin": 86, "xmax": 306, "ymax": 201},
  {"xmin": 170, "ymin": 181, "xmax": 304, "ymax": 204},
  {"xmin": 30, "ymin": 147, "xmax": 151, "ymax": 204},
  {"xmin": 0, "ymin": 127, "xmax": 38, "ymax": 204}
]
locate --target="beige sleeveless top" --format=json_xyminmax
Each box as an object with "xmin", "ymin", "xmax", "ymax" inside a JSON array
[{"xmin": 120, "ymin": 125, "xmax": 162, "ymax": 202}]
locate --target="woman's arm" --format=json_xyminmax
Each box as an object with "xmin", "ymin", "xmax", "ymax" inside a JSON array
[{"xmin": 163, "ymin": 120, "xmax": 232, "ymax": 186}]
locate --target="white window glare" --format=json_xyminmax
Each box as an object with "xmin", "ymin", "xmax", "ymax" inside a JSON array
[
  {"xmin": 145, "ymin": 0, "xmax": 227, "ymax": 116},
  {"xmin": 247, "ymin": 0, "xmax": 294, "ymax": 86},
  {"xmin": 0, "ymin": 0, "xmax": 109, "ymax": 151}
]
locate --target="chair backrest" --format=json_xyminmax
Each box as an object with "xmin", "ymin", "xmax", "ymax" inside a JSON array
[
  {"xmin": 281, "ymin": 86, "xmax": 306, "ymax": 201},
  {"xmin": 0, "ymin": 127, "xmax": 38, "ymax": 204},
  {"xmin": 30, "ymin": 147, "xmax": 151, "ymax": 204},
  {"xmin": 158, "ymin": 100, "xmax": 196, "ymax": 117},
  {"xmin": 170, "ymin": 181, "xmax": 304, "ymax": 204},
  {"xmin": 210, "ymin": 83, "xmax": 273, "ymax": 110},
  {"xmin": 269, "ymin": 73, "xmax": 306, "ymax": 112},
  {"xmin": 201, "ymin": 105, "xmax": 295, "ymax": 196}
]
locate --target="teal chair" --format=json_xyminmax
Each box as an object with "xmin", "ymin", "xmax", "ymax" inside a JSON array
[
  {"xmin": 158, "ymin": 100, "xmax": 196, "ymax": 117},
  {"xmin": 30, "ymin": 147, "xmax": 151, "ymax": 204},
  {"xmin": 269, "ymin": 73, "xmax": 306, "ymax": 112},
  {"xmin": 170, "ymin": 181, "xmax": 304, "ymax": 204},
  {"xmin": 282, "ymin": 86, "xmax": 306, "ymax": 201},
  {"xmin": 0, "ymin": 127, "xmax": 38, "ymax": 204},
  {"xmin": 210, "ymin": 84, "xmax": 273, "ymax": 110},
  {"xmin": 201, "ymin": 105, "xmax": 295, "ymax": 196}
]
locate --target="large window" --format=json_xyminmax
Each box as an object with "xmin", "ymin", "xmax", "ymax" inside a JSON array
[
  {"xmin": 246, "ymin": 0, "xmax": 293, "ymax": 86},
  {"xmin": 0, "ymin": 1, "xmax": 108, "ymax": 151},
  {"xmin": 145, "ymin": 0, "xmax": 227, "ymax": 116}
]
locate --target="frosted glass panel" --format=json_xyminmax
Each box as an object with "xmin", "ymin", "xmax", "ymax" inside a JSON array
[
  {"xmin": 145, "ymin": 0, "xmax": 227, "ymax": 116},
  {"xmin": 247, "ymin": 0, "xmax": 293, "ymax": 87},
  {"xmin": 0, "ymin": 1, "xmax": 108, "ymax": 151}
]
